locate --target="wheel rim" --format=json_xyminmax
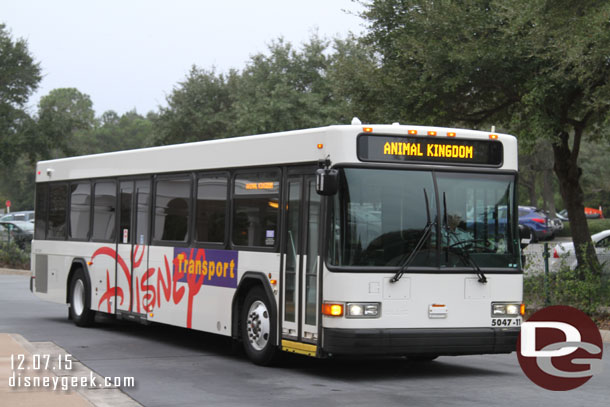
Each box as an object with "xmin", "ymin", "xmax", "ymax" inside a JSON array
[
  {"xmin": 246, "ymin": 300, "xmax": 270, "ymax": 351},
  {"xmin": 73, "ymin": 279, "xmax": 85, "ymax": 316}
]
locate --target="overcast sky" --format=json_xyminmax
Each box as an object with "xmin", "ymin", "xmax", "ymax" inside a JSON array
[{"xmin": 3, "ymin": 0, "xmax": 365, "ymax": 116}]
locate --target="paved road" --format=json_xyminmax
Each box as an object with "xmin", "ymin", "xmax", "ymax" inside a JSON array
[{"xmin": 1, "ymin": 274, "xmax": 608, "ymax": 407}]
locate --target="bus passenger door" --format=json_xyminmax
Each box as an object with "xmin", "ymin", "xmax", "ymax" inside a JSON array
[
  {"xmin": 281, "ymin": 173, "xmax": 321, "ymax": 350},
  {"xmin": 116, "ymin": 179, "xmax": 151, "ymax": 318}
]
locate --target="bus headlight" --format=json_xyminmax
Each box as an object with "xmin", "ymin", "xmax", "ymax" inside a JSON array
[
  {"xmin": 492, "ymin": 302, "xmax": 522, "ymax": 317},
  {"xmin": 346, "ymin": 302, "xmax": 381, "ymax": 318}
]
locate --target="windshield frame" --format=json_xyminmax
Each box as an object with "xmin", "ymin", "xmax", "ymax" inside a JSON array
[{"xmin": 324, "ymin": 164, "xmax": 522, "ymax": 274}]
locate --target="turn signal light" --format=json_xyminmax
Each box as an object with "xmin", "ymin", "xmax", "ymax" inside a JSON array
[
  {"xmin": 520, "ymin": 304, "xmax": 526, "ymax": 316},
  {"xmin": 447, "ymin": 132, "xmax": 456, "ymax": 137},
  {"xmin": 363, "ymin": 127, "xmax": 373, "ymax": 133},
  {"xmin": 321, "ymin": 303, "xmax": 344, "ymax": 317}
]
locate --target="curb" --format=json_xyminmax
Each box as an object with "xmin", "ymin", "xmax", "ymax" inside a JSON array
[{"xmin": 4, "ymin": 333, "xmax": 141, "ymax": 407}]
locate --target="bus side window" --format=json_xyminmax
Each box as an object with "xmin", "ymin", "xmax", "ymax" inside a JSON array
[
  {"xmin": 153, "ymin": 176, "xmax": 192, "ymax": 243},
  {"xmin": 69, "ymin": 182, "xmax": 91, "ymax": 240},
  {"xmin": 232, "ymin": 170, "xmax": 280, "ymax": 248},
  {"xmin": 35, "ymin": 183, "xmax": 49, "ymax": 240},
  {"xmin": 196, "ymin": 174, "xmax": 228, "ymax": 244},
  {"xmin": 48, "ymin": 183, "xmax": 68, "ymax": 240},
  {"xmin": 92, "ymin": 181, "xmax": 117, "ymax": 242}
]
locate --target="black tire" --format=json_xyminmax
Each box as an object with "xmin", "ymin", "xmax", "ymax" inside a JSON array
[
  {"xmin": 68, "ymin": 269, "xmax": 96, "ymax": 327},
  {"xmin": 241, "ymin": 286, "xmax": 278, "ymax": 365}
]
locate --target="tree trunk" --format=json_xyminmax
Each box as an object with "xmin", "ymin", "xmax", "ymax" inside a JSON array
[
  {"xmin": 552, "ymin": 131, "xmax": 600, "ymax": 276},
  {"xmin": 542, "ymin": 169, "xmax": 556, "ymax": 217}
]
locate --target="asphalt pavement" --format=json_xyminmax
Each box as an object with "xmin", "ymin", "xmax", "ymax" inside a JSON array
[{"xmin": 1, "ymin": 270, "xmax": 609, "ymax": 407}]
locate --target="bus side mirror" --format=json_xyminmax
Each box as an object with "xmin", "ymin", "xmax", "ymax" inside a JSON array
[{"xmin": 315, "ymin": 168, "xmax": 338, "ymax": 196}]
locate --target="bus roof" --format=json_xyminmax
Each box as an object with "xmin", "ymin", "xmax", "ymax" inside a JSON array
[{"xmin": 36, "ymin": 124, "xmax": 517, "ymax": 182}]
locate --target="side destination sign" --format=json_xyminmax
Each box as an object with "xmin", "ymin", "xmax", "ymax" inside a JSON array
[{"xmin": 357, "ymin": 134, "xmax": 503, "ymax": 166}]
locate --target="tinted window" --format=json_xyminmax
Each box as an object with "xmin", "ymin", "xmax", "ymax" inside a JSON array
[
  {"xmin": 196, "ymin": 174, "xmax": 227, "ymax": 243},
  {"xmin": 35, "ymin": 184, "xmax": 48, "ymax": 239},
  {"xmin": 48, "ymin": 184, "xmax": 68, "ymax": 239},
  {"xmin": 135, "ymin": 180, "xmax": 151, "ymax": 245},
  {"xmin": 70, "ymin": 182, "xmax": 91, "ymax": 239},
  {"xmin": 233, "ymin": 171, "xmax": 280, "ymax": 247},
  {"xmin": 92, "ymin": 181, "xmax": 117, "ymax": 241},
  {"xmin": 154, "ymin": 176, "xmax": 191, "ymax": 242}
]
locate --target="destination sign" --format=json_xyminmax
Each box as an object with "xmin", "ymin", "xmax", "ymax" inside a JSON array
[{"xmin": 357, "ymin": 134, "xmax": 503, "ymax": 166}]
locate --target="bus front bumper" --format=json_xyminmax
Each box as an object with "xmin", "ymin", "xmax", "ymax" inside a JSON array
[{"xmin": 322, "ymin": 327, "xmax": 519, "ymax": 356}]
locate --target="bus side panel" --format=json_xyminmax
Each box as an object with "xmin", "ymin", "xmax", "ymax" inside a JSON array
[
  {"xmin": 144, "ymin": 247, "xmax": 280, "ymax": 336},
  {"xmin": 31, "ymin": 240, "xmax": 94, "ymax": 306}
]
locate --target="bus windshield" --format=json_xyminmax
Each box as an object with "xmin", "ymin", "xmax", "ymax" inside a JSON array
[{"xmin": 328, "ymin": 168, "xmax": 520, "ymax": 270}]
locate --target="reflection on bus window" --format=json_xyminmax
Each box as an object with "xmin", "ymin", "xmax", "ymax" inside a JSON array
[
  {"xmin": 233, "ymin": 171, "xmax": 279, "ymax": 247},
  {"xmin": 154, "ymin": 177, "xmax": 191, "ymax": 242},
  {"xmin": 92, "ymin": 181, "xmax": 117, "ymax": 242}
]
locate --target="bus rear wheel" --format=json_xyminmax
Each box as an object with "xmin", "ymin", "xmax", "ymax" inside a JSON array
[
  {"xmin": 241, "ymin": 286, "xmax": 278, "ymax": 365},
  {"xmin": 69, "ymin": 269, "xmax": 95, "ymax": 327}
]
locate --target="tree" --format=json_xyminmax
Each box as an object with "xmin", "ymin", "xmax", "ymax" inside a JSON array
[
  {"xmin": 33, "ymin": 88, "xmax": 96, "ymax": 159},
  {"xmin": 361, "ymin": 0, "xmax": 610, "ymax": 273},
  {"xmin": 83, "ymin": 110, "xmax": 155, "ymax": 154},
  {"xmin": 154, "ymin": 67, "xmax": 237, "ymax": 145},
  {"xmin": 0, "ymin": 23, "xmax": 41, "ymax": 165},
  {"xmin": 233, "ymin": 36, "xmax": 350, "ymax": 135}
]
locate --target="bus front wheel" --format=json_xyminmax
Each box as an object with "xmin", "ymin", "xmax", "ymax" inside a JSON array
[
  {"xmin": 241, "ymin": 286, "xmax": 278, "ymax": 365},
  {"xmin": 69, "ymin": 269, "xmax": 95, "ymax": 327}
]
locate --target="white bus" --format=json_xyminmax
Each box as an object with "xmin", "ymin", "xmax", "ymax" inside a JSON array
[{"xmin": 31, "ymin": 123, "xmax": 524, "ymax": 365}]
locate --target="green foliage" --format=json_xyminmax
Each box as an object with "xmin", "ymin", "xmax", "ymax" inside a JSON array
[
  {"xmin": 33, "ymin": 88, "xmax": 96, "ymax": 160},
  {"xmin": 0, "ymin": 242, "xmax": 30, "ymax": 270},
  {"xmin": 77, "ymin": 109, "xmax": 155, "ymax": 154},
  {"xmin": 154, "ymin": 36, "xmax": 357, "ymax": 145},
  {"xmin": 0, "ymin": 23, "xmax": 41, "ymax": 166},
  {"xmin": 154, "ymin": 67, "xmax": 238, "ymax": 144},
  {"xmin": 524, "ymin": 263, "xmax": 609, "ymax": 317},
  {"xmin": 557, "ymin": 219, "xmax": 610, "ymax": 237}
]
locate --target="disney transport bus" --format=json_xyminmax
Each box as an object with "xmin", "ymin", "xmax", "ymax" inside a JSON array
[{"xmin": 30, "ymin": 123, "xmax": 524, "ymax": 365}]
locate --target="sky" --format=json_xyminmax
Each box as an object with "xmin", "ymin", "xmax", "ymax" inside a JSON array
[{"xmin": 3, "ymin": 0, "xmax": 365, "ymax": 116}]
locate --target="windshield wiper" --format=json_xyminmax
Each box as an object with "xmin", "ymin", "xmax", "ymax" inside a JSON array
[
  {"xmin": 391, "ymin": 189, "xmax": 434, "ymax": 283},
  {"xmin": 442, "ymin": 193, "xmax": 487, "ymax": 284}
]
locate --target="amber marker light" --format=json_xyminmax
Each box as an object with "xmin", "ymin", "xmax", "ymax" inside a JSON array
[
  {"xmin": 427, "ymin": 131, "xmax": 437, "ymax": 136},
  {"xmin": 447, "ymin": 132, "xmax": 457, "ymax": 137},
  {"xmin": 363, "ymin": 127, "xmax": 373, "ymax": 133},
  {"xmin": 317, "ymin": 143, "xmax": 324, "ymax": 149},
  {"xmin": 87, "ymin": 261, "xmax": 93, "ymax": 266},
  {"xmin": 489, "ymin": 134, "xmax": 499, "ymax": 140},
  {"xmin": 408, "ymin": 129, "xmax": 417, "ymax": 135},
  {"xmin": 520, "ymin": 303, "xmax": 526, "ymax": 316},
  {"xmin": 270, "ymin": 279, "xmax": 277, "ymax": 285},
  {"xmin": 321, "ymin": 303, "xmax": 344, "ymax": 317}
]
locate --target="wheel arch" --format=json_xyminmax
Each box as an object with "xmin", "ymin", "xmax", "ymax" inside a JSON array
[
  {"xmin": 231, "ymin": 272, "xmax": 277, "ymax": 344},
  {"xmin": 66, "ymin": 258, "xmax": 91, "ymax": 304}
]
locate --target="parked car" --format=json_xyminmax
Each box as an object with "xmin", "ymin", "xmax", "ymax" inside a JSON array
[
  {"xmin": 0, "ymin": 220, "xmax": 34, "ymax": 249},
  {"xmin": 518, "ymin": 206, "xmax": 553, "ymax": 242},
  {"xmin": 551, "ymin": 229, "xmax": 610, "ymax": 272},
  {"xmin": 556, "ymin": 207, "xmax": 604, "ymax": 221},
  {"xmin": 0, "ymin": 210, "xmax": 34, "ymax": 222}
]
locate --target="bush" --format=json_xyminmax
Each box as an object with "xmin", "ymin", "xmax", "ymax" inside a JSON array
[
  {"xmin": 0, "ymin": 242, "xmax": 30, "ymax": 269},
  {"xmin": 557, "ymin": 218, "xmax": 610, "ymax": 237},
  {"xmin": 524, "ymin": 263, "xmax": 610, "ymax": 320}
]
